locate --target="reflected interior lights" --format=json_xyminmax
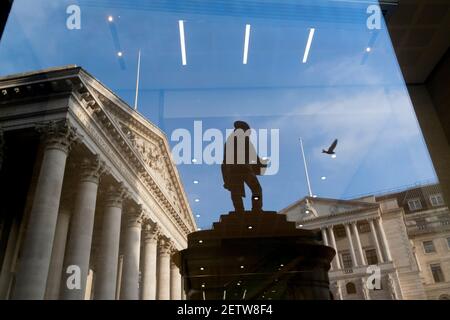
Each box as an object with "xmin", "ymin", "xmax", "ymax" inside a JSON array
[
  {"xmin": 117, "ymin": 51, "xmax": 123, "ymax": 57},
  {"xmin": 366, "ymin": 47, "xmax": 372, "ymax": 52},
  {"xmin": 178, "ymin": 20, "xmax": 187, "ymax": 66},
  {"xmin": 193, "ymin": 180, "xmax": 199, "ymax": 184},
  {"xmin": 243, "ymin": 24, "xmax": 251, "ymax": 64},
  {"xmin": 194, "ymin": 198, "xmax": 200, "ymax": 202},
  {"xmin": 108, "ymin": 16, "xmax": 114, "ymax": 22},
  {"xmin": 321, "ymin": 176, "xmax": 327, "ymax": 180},
  {"xmin": 302, "ymin": 28, "xmax": 315, "ymax": 63}
]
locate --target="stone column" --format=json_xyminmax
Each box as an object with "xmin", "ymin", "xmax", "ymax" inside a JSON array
[
  {"xmin": 45, "ymin": 206, "xmax": 71, "ymax": 299},
  {"xmin": 351, "ymin": 222, "xmax": 367, "ymax": 265},
  {"xmin": 141, "ymin": 220, "xmax": 160, "ymax": 300},
  {"xmin": 368, "ymin": 219, "xmax": 384, "ymax": 263},
  {"xmin": 94, "ymin": 184, "xmax": 127, "ymax": 300},
  {"xmin": 376, "ymin": 217, "xmax": 392, "ymax": 261},
  {"xmin": 321, "ymin": 227, "xmax": 332, "ymax": 270},
  {"xmin": 170, "ymin": 259, "xmax": 182, "ymax": 300},
  {"xmin": 120, "ymin": 207, "xmax": 143, "ymax": 300},
  {"xmin": 328, "ymin": 226, "xmax": 341, "ymax": 269},
  {"xmin": 321, "ymin": 228, "xmax": 329, "ymax": 246},
  {"xmin": 13, "ymin": 120, "xmax": 78, "ymax": 299},
  {"xmin": 61, "ymin": 156, "xmax": 104, "ymax": 300},
  {"xmin": 344, "ymin": 223, "xmax": 358, "ymax": 267},
  {"xmin": 157, "ymin": 238, "xmax": 172, "ymax": 300}
]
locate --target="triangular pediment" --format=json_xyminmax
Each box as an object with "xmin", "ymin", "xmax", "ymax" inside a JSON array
[
  {"xmin": 280, "ymin": 196, "xmax": 380, "ymax": 222},
  {"xmin": 78, "ymin": 72, "xmax": 195, "ymax": 229}
]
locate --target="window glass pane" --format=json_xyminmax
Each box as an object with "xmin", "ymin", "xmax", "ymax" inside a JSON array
[
  {"xmin": 423, "ymin": 241, "xmax": 435, "ymax": 253},
  {"xmin": 430, "ymin": 264, "xmax": 445, "ymax": 283}
]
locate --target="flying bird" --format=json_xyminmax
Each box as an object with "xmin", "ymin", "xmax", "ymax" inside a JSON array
[{"xmin": 322, "ymin": 139, "xmax": 338, "ymax": 155}]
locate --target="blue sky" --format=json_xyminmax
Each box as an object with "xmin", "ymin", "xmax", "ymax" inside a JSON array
[{"xmin": 0, "ymin": 0, "xmax": 437, "ymax": 229}]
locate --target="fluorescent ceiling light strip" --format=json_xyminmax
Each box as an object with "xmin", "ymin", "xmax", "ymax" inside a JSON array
[
  {"xmin": 179, "ymin": 20, "xmax": 187, "ymax": 66},
  {"xmin": 302, "ymin": 28, "xmax": 315, "ymax": 63},
  {"xmin": 243, "ymin": 24, "xmax": 251, "ymax": 64}
]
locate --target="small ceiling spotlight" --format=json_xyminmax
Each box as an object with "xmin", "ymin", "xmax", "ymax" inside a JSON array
[
  {"xmin": 200, "ymin": 267, "xmax": 205, "ymax": 271},
  {"xmin": 201, "ymin": 283, "xmax": 205, "ymax": 288},
  {"xmin": 240, "ymin": 265, "xmax": 245, "ymax": 269},
  {"xmin": 198, "ymin": 240, "xmax": 203, "ymax": 244},
  {"xmin": 247, "ymin": 225, "xmax": 253, "ymax": 230}
]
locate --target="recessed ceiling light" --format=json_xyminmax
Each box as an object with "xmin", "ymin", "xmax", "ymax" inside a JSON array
[
  {"xmin": 201, "ymin": 283, "xmax": 205, "ymax": 288},
  {"xmin": 198, "ymin": 240, "xmax": 203, "ymax": 244},
  {"xmin": 280, "ymin": 264, "xmax": 284, "ymax": 267},
  {"xmin": 178, "ymin": 20, "xmax": 187, "ymax": 66},
  {"xmin": 299, "ymin": 224, "xmax": 304, "ymax": 227},
  {"xmin": 247, "ymin": 225, "xmax": 253, "ymax": 230},
  {"xmin": 243, "ymin": 24, "xmax": 251, "ymax": 64},
  {"xmin": 108, "ymin": 16, "xmax": 114, "ymax": 22},
  {"xmin": 240, "ymin": 265, "xmax": 244, "ymax": 269},
  {"xmin": 200, "ymin": 267, "xmax": 204, "ymax": 271},
  {"xmin": 302, "ymin": 28, "xmax": 315, "ymax": 63},
  {"xmin": 321, "ymin": 176, "xmax": 327, "ymax": 180},
  {"xmin": 117, "ymin": 51, "xmax": 123, "ymax": 57}
]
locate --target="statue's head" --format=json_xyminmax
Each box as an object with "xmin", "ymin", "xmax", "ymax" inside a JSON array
[{"xmin": 234, "ymin": 120, "xmax": 250, "ymax": 131}]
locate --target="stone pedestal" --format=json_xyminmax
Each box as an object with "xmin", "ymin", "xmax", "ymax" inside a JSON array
[{"xmin": 174, "ymin": 211, "xmax": 334, "ymax": 300}]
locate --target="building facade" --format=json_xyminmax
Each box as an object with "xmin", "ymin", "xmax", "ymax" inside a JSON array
[
  {"xmin": 0, "ymin": 66, "xmax": 197, "ymax": 300},
  {"xmin": 281, "ymin": 184, "xmax": 450, "ymax": 300}
]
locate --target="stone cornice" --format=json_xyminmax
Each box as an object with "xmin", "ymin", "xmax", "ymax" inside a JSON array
[
  {"xmin": 73, "ymin": 84, "xmax": 193, "ymax": 236},
  {"xmin": 0, "ymin": 66, "xmax": 196, "ymax": 238},
  {"xmin": 300, "ymin": 208, "xmax": 381, "ymax": 229}
]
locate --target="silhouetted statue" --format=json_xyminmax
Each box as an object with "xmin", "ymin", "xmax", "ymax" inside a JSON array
[
  {"xmin": 221, "ymin": 121, "xmax": 267, "ymax": 213},
  {"xmin": 322, "ymin": 139, "xmax": 338, "ymax": 155}
]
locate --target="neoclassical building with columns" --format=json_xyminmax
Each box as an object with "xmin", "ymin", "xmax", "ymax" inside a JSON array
[
  {"xmin": 0, "ymin": 66, "xmax": 196, "ymax": 300},
  {"xmin": 281, "ymin": 195, "xmax": 427, "ymax": 300},
  {"xmin": 281, "ymin": 186, "xmax": 450, "ymax": 300}
]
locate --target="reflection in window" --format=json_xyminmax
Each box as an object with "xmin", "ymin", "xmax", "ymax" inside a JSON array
[
  {"xmin": 346, "ymin": 282, "xmax": 356, "ymax": 295},
  {"xmin": 423, "ymin": 241, "xmax": 436, "ymax": 254},
  {"xmin": 430, "ymin": 264, "xmax": 445, "ymax": 283},
  {"xmin": 341, "ymin": 252, "xmax": 353, "ymax": 269},
  {"xmin": 408, "ymin": 198, "xmax": 422, "ymax": 211},
  {"xmin": 365, "ymin": 248, "xmax": 378, "ymax": 265},
  {"xmin": 429, "ymin": 193, "xmax": 444, "ymax": 207}
]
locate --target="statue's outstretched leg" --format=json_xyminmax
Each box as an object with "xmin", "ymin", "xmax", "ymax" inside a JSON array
[
  {"xmin": 245, "ymin": 173, "xmax": 262, "ymax": 212},
  {"xmin": 231, "ymin": 192, "xmax": 245, "ymax": 213}
]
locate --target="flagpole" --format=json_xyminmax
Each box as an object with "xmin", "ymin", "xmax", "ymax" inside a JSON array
[
  {"xmin": 134, "ymin": 49, "xmax": 141, "ymax": 110},
  {"xmin": 299, "ymin": 138, "xmax": 313, "ymax": 197}
]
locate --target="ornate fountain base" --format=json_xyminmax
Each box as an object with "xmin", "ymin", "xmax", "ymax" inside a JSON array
[{"xmin": 173, "ymin": 211, "xmax": 335, "ymax": 300}]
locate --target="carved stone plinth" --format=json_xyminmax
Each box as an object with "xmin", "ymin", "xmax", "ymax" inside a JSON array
[{"xmin": 174, "ymin": 211, "xmax": 335, "ymax": 300}]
